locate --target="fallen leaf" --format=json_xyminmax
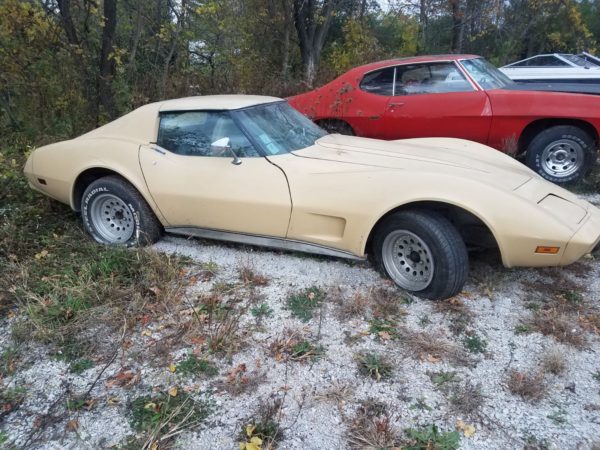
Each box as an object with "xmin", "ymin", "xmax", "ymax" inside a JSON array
[
  {"xmin": 107, "ymin": 397, "xmax": 120, "ymax": 405},
  {"xmin": 141, "ymin": 329, "xmax": 152, "ymax": 337},
  {"xmin": 34, "ymin": 250, "xmax": 49, "ymax": 259},
  {"xmin": 168, "ymin": 386, "xmax": 178, "ymax": 397},
  {"xmin": 378, "ymin": 331, "xmax": 392, "ymax": 341},
  {"xmin": 150, "ymin": 442, "xmax": 158, "ymax": 450},
  {"xmin": 456, "ymin": 420, "xmax": 476, "ymax": 437},
  {"xmin": 65, "ymin": 419, "xmax": 78, "ymax": 432},
  {"xmin": 246, "ymin": 424, "xmax": 256, "ymax": 437},
  {"xmin": 425, "ymin": 354, "xmax": 440, "ymax": 363},
  {"xmin": 168, "ymin": 363, "xmax": 176, "ymax": 373}
]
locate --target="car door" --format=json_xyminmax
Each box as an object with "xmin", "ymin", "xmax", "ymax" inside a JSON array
[
  {"xmin": 139, "ymin": 110, "xmax": 291, "ymax": 237},
  {"xmin": 380, "ymin": 61, "xmax": 492, "ymax": 144}
]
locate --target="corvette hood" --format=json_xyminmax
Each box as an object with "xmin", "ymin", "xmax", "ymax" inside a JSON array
[{"xmin": 291, "ymin": 135, "xmax": 533, "ymax": 190}]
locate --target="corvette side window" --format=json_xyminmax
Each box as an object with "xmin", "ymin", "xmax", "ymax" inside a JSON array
[
  {"xmin": 157, "ymin": 111, "xmax": 259, "ymax": 157},
  {"xmin": 394, "ymin": 62, "xmax": 473, "ymax": 96},
  {"xmin": 359, "ymin": 67, "xmax": 395, "ymax": 96}
]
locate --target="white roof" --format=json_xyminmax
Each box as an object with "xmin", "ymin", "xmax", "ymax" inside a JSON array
[{"xmin": 158, "ymin": 95, "xmax": 282, "ymax": 112}]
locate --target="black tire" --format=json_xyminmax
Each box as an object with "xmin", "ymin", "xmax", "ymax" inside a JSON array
[
  {"xmin": 525, "ymin": 125, "xmax": 597, "ymax": 184},
  {"xmin": 372, "ymin": 210, "xmax": 468, "ymax": 300},
  {"xmin": 319, "ymin": 119, "xmax": 354, "ymax": 136},
  {"xmin": 81, "ymin": 175, "xmax": 162, "ymax": 246}
]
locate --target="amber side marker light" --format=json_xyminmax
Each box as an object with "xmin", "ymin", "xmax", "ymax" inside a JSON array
[{"xmin": 535, "ymin": 246, "xmax": 560, "ymax": 254}]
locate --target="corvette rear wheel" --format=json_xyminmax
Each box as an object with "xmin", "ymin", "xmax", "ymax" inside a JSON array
[
  {"xmin": 82, "ymin": 176, "xmax": 162, "ymax": 246},
  {"xmin": 526, "ymin": 125, "xmax": 596, "ymax": 184},
  {"xmin": 372, "ymin": 210, "xmax": 468, "ymax": 300}
]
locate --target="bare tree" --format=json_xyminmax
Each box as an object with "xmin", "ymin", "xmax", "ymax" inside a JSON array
[
  {"xmin": 98, "ymin": 0, "xmax": 118, "ymax": 120},
  {"xmin": 292, "ymin": 0, "xmax": 340, "ymax": 87}
]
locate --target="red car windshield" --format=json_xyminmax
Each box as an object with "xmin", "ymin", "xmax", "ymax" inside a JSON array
[{"xmin": 460, "ymin": 58, "xmax": 514, "ymax": 90}]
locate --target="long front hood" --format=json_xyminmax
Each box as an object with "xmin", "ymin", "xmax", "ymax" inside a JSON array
[{"xmin": 291, "ymin": 135, "xmax": 534, "ymax": 190}]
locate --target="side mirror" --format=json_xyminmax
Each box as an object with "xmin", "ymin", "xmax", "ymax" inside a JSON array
[{"xmin": 210, "ymin": 137, "xmax": 241, "ymax": 165}]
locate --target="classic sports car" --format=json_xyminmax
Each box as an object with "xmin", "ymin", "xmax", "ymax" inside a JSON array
[
  {"xmin": 24, "ymin": 96, "xmax": 600, "ymax": 300},
  {"xmin": 287, "ymin": 55, "xmax": 600, "ymax": 184},
  {"xmin": 500, "ymin": 53, "xmax": 600, "ymax": 84}
]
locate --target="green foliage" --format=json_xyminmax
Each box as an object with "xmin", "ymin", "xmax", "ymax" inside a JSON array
[
  {"xmin": 176, "ymin": 354, "xmax": 218, "ymax": 377},
  {"xmin": 368, "ymin": 318, "xmax": 399, "ymax": 339},
  {"xmin": 286, "ymin": 287, "xmax": 324, "ymax": 322},
  {"xmin": 463, "ymin": 334, "xmax": 488, "ymax": 354},
  {"xmin": 357, "ymin": 352, "xmax": 393, "ymax": 381},
  {"xmin": 403, "ymin": 425, "xmax": 460, "ymax": 450},
  {"xmin": 250, "ymin": 303, "xmax": 273, "ymax": 319},
  {"xmin": 129, "ymin": 391, "xmax": 211, "ymax": 433},
  {"xmin": 70, "ymin": 358, "xmax": 94, "ymax": 374}
]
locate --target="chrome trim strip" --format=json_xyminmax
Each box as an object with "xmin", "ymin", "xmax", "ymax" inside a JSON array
[{"xmin": 165, "ymin": 227, "xmax": 366, "ymax": 261}]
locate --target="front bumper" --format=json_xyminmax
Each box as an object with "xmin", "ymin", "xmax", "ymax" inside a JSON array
[{"xmin": 560, "ymin": 205, "xmax": 600, "ymax": 265}]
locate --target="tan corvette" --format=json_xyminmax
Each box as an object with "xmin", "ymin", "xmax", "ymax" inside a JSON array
[{"xmin": 24, "ymin": 95, "xmax": 600, "ymax": 299}]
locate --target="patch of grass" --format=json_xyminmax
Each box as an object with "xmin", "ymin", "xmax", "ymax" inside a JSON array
[
  {"xmin": 198, "ymin": 260, "xmax": 219, "ymax": 280},
  {"xmin": 0, "ymin": 346, "xmax": 20, "ymax": 377},
  {"xmin": 347, "ymin": 400, "xmax": 400, "ymax": 449},
  {"xmin": 570, "ymin": 163, "xmax": 600, "ymax": 194},
  {"xmin": 217, "ymin": 363, "xmax": 265, "ymax": 396},
  {"xmin": 269, "ymin": 331, "xmax": 324, "ymax": 362},
  {"xmin": 65, "ymin": 395, "xmax": 94, "ymax": 411},
  {"xmin": 357, "ymin": 352, "xmax": 393, "ymax": 381},
  {"xmin": 239, "ymin": 265, "xmax": 269, "ymax": 286},
  {"xmin": 176, "ymin": 354, "xmax": 218, "ymax": 377},
  {"xmin": 250, "ymin": 303, "xmax": 273, "ymax": 320},
  {"xmin": 563, "ymin": 290, "xmax": 583, "ymax": 304},
  {"xmin": 409, "ymin": 398, "xmax": 432, "ymax": 412},
  {"xmin": 370, "ymin": 287, "xmax": 409, "ymax": 318},
  {"xmin": 529, "ymin": 309, "xmax": 586, "ymax": 347},
  {"xmin": 368, "ymin": 318, "xmax": 399, "ymax": 340},
  {"xmin": 403, "ymin": 425, "xmax": 460, "ymax": 450},
  {"xmin": 400, "ymin": 328, "xmax": 469, "ymax": 365},
  {"xmin": 547, "ymin": 407, "xmax": 567, "ymax": 425},
  {"xmin": 592, "ymin": 371, "xmax": 600, "ymax": 383},
  {"xmin": 70, "ymin": 358, "xmax": 94, "ymax": 374},
  {"xmin": 286, "ymin": 286, "xmax": 325, "ymax": 322},
  {"xmin": 541, "ymin": 348, "xmax": 566, "ymax": 375},
  {"xmin": 463, "ymin": 333, "xmax": 487, "ymax": 354},
  {"xmin": 336, "ymin": 291, "xmax": 369, "ymax": 319},
  {"xmin": 129, "ymin": 390, "xmax": 211, "ymax": 446},
  {"xmin": 290, "ymin": 340, "xmax": 324, "ymax": 361},
  {"xmin": 240, "ymin": 399, "xmax": 282, "ymax": 449},
  {"xmin": 433, "ymin": 297, "xmax": 472, "ymax": 336},
  {"xmin": 449, "ymin": 381, "xmax": 484, "ymax": 416},
  {"xmin": 0, "ymin": 387, "xmax": 26, "ymax": 417},
  {"xmin": 515, "ymin": 324, "xmax": 533, "ymax": 334},
  {"xmin": 506, "ymin": 370, "xmax": 547, "ymax": 402},
  {"xmin": 429, "ymin": 371, "xmax": 459, "ymax": 387}
]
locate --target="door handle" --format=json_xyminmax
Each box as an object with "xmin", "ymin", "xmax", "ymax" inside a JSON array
[{"xmin": 388, "ymin": 102, "xmax": 405, "ymax": 109}]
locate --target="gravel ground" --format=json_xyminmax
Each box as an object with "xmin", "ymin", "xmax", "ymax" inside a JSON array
[{"xmin": 1, "ymin": 196, "xmax": 600, "ymax": 449}]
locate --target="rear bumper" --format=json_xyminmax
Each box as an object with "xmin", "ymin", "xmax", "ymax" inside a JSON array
[{"xmin": 560, "ymin": 206, "xmax": 600, "ymax": 265}]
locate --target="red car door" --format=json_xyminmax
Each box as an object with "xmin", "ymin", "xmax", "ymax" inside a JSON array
[{"xmin": 380, "ymin": 61, "xmax": 492, "ymax": 144}]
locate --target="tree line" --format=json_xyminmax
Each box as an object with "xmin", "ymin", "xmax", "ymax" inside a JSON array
[{"xmin": 1, "ymin": 0, "xmax": 599, "ymax": 142}]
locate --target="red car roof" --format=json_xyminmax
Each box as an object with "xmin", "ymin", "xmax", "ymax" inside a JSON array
[{"xmin": 352, "ymin": 54, "xmax": 481, "ymax": 74}]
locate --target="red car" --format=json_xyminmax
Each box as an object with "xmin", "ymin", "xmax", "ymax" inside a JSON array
[{"xmin": 288, "ymin": 55, "xmax": 600, "ymax": 184}]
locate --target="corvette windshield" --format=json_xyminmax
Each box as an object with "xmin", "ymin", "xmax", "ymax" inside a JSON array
[
  {"xmin": 235, "ymin": 102, "xmax": 327, "ymax": 155},
  {"xmin": 460, "ymin": 58, "xmax": 514, "ymax": 89}
]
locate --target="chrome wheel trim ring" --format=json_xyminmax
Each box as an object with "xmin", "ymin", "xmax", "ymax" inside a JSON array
[
  {"xmin": 382, "ymin": 230, "xmax": 434, "ymax": 291},
  {"xmin": 90, "ymin": 193, "xmax": 135, "ymax": 243},
  {"xmin": 541, "ymin": 139, "xmax": 584, "ymax": 178}
]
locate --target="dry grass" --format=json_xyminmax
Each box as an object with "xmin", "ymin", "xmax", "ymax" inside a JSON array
[
  {"xmin": 433, "ymin": 297, "xmax": 473, "ymax": 336},
  {"xmin": 506, "ymin": 370, "xmax": 547, "ymax": 402},
  {"xmin": 347, "ymin": 400, "xmax": 400, "ymax": 450},
  {"xmin": 449, "ymin": 381, "xmax": 485, "ymax": 416},
  {"xmin": 215, "ymin": 363, "xmax": 265, "ymax": 396},
  {"xmin": 529, "ymin": 309, "xmax": 586, "ymax": 348},
  {"xmin": 370, "ymin": 287, "xmax": 408, "ymax": 319},
  {"xmin": 336, "ymin": 291, "xmax": 370, "ymax": 319},
  {"xmin": 238, "ymin": 264, "xmax": 269, "ymax": 287},
  {"xmin": 540, "ymin": 347, "xmax": 567, "ymax": 375},
  {"xmin": 399, "ymin": 327, "xmax": 470, "ymax": 366},
  {"xmin": 269, "ymin": 329, "xmax": 323, "ymax": 362}
]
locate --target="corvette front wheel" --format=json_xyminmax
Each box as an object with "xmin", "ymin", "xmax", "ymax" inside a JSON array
[
  {"xmin": 372, "ymin": 210, "xmax": 468, "ymax": 300},
  {"xmin": 82, "ymin": 176, "xmax": 162, "ymax": 246}
]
